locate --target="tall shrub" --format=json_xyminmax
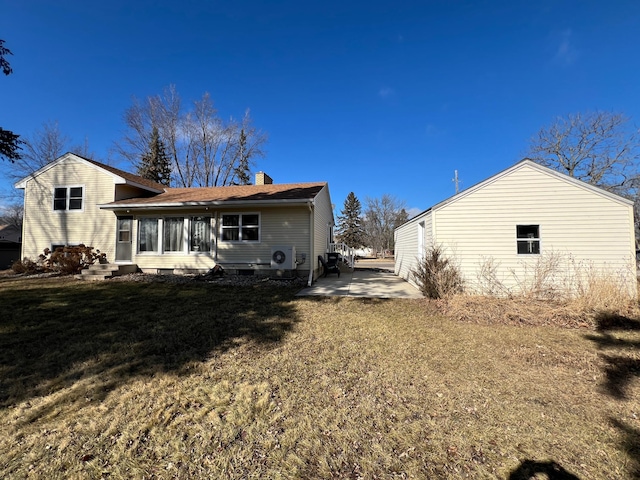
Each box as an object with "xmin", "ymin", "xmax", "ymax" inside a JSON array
[{"xmin": 412, "ymin": 245, "xmax": 464, "ymax": 299}]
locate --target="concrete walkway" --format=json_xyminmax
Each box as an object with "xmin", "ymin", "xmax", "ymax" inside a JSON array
[{"xmin": 296, "ymin": 260, "xmax": 423, "ymax": 299}]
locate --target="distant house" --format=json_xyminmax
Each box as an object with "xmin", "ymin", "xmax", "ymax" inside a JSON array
[
  {"xmin": 0, "ymin": 224, "xmax": 22, "ymax": 269},
  {"xmin": 395, "ymin": 160, "xmax": 637, "ymax": 296},
  {"xmin": 15, "ymin": 153, "xmax": 335, "ymax": 283}
]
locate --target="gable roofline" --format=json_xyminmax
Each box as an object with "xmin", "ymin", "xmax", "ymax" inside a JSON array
[
  {"xmin": 395, "ymin": 159, "xmax": 634, "ymax": 231},
  {"xmin": 431, "ymin": 159, "xmax": 634, "ymax": 211},
  {"xmin": 14, "ymin": 152, "xmax": 166, "ymax": 193}
]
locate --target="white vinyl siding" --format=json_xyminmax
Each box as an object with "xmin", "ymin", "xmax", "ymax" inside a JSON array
[
  {"xmin": 21, "ymin": 159, "xmax": 117, "ymax": 260},
  {"xmin": 312, "ymin": 186, "xmax": 335, "ymax": 280},
  {"xmin": 216, "ymin": 206, "xmax": 310, "ymax": 266},
  {"xmin": 394, "ymin": 211, "xmax": 432, "ymax": 287},
  {"xmin": 430, "ymin": 163, "xmax": 635, "ymax": 293}
]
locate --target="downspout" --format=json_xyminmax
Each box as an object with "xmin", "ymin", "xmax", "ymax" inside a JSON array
[
  {"xmin": 308, "ymin": 200, "xmax": 314, "ymax": 287},
  {"xmin": 214, "ymin": 211, "xmax": 219, "ymax": 262}
]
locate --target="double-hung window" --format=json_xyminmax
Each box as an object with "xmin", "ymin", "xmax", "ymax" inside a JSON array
[
  {"xmin": 221, "ymin": 214, "xmax": 260, "ymax": 242},
  {"xmin": 53, "ymin": 186, "xmax": 83, "ymax": 211},
  {"xmin": 516, "ymin": 225, "xmax": 540, "ymax": 254}
]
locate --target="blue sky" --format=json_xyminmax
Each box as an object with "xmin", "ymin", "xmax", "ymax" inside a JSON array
[{"xmin": 2, "ymin": 1, "xmax": 640, "ymax": 216}]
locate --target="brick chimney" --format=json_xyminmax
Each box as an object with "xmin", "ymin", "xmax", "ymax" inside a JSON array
[{"xmin": 255, "ymin": 172, "xmax": 273, "ymax": 185}]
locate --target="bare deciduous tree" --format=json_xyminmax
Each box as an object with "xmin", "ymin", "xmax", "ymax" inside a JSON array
[
  {"xmin": 526, "ymin": 111, "xmax": 640, "ymax": 242},
  {"xmin": 363, "ymin": 194, "xmax": 406, "ymax": 257},
  {"xmin": 117, "ymin": 85, "xmax": 267, "ymax": 187},
  {"xmin": 526, "ymin": 111, "xmax": 639, "ymax": 197},
  {"xmin": 3, "ymin": 120, "xmax": 96, "ymax": 181},
  {"xmin": 0, "ymin": 202, "xmax": 23, "ymax": 229}
]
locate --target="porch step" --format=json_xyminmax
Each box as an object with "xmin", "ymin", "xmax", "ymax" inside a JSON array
[{"xmin": 75, "ymin": 264, "xmax": 138, "ymax": 281}]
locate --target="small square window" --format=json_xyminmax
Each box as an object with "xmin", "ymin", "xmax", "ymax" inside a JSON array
[{"xmin": 516, "ymin": 225, "xmax": 540, "ymax": 255}]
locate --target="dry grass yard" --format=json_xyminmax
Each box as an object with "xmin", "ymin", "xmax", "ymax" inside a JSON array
[{"xmin": 0, "ymin": 275, "xmax": 638, "ymax": 479}]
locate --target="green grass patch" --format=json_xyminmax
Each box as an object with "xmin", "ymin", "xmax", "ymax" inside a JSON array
[{"xmin": 0, "ymin": 277, "xmax": 638, "ymax": 478}]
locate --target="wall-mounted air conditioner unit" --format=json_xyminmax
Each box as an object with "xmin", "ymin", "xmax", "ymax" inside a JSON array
[{"xmin": 271, "ymin": 246, "xmax": 296, "ymax": 269}]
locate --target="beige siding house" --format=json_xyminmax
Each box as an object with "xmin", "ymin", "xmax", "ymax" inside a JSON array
[
  {"xmin": 16, "ymin": 153, "xmax": 335, "ymax": 283},
  {"xmin": 395, "ymin": 160, "xmax": 636, "ymax": 296}
]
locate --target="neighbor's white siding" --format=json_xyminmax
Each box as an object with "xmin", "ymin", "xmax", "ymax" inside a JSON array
[
  {"xmin": 21, "ymin": 157, "xmax": 118, "ymax": 260},
  {"xmin": 313, "ymin": 185, "xmax": 334, "ymax": 280},
  {"xmin": 394, "ymin": 211, "xmax": 433, "ymax": 288},
  {"xmin": 433, "ymin": 163, "xmax": 635, "ymax": 293}
]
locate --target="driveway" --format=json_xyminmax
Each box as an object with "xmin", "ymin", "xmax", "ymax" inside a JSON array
[{"xmin": 296, "ymin": 259, "xmax": 423, "ymax": 299}]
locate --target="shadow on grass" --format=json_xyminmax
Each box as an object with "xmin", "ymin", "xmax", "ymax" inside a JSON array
[
  {"xmin": 585, "ymin": 312, "xmax": 640, "ymax": 400},
  {"xmin": 0, "ymin": 278, "xmax": 300, "ymax": 416},
  {"xmin": 585, "ymin": 311, "xmax": 640, "ymax": 477},
  {"xmin": 507, "ymin": 459, "xmax": 580, "ymax": 479},
  {"xmin": 610, "ymin": 417, "xmax": 640, "ymax": 479}
]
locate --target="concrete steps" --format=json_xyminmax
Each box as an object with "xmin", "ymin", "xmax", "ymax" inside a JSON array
[{"xmin": 75, "ymin": 264, "xmax": 138, "ymax": 281}]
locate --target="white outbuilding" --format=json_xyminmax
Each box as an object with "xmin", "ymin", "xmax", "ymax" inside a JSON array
[{"xmin": 394, "ymin": 160, "xmax": 637, "ymax": 296}]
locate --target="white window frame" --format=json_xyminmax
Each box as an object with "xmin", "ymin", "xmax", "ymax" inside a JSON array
[
  {"xmin": 190, "ymin": 216, "xmax": 212, "ymax": 253},
  {"xmin": 516, "ymin": 224, "xmax": 541, "ymax": 255},
  {"xmin": 163, "ymin": 216, "xmax": 188, "ymax": 254},
  {"xmin": 136, "ymin": 216, "xmax": 215, "ymax": 255},
  {"xmin": 417, "ymin": 221, "xmax": 425, "ymax": 260},
  {"xmin": 137, "ymin": 217, "xmax": 161, "ymax": 254},
  {"xmin": 220, "ymin": 213, "xmax": 261, "ymax": 243},
  {"xmin": 53, "ymin": 185, "xmax": 85, "ymax": 212}
]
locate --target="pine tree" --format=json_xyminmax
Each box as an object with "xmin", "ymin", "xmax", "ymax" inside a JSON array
[
  {"xmin": 394, "ymin": 208, "xmax": 409, "ymax": 229},
  {"xmin": 137, "ymin": 126, "xmax": 171, "ymax": 185},
  {"xmin": 336, "ymin": 192, "xmax": 365, "ymax": 248},
  {"xmin": 232, "ymin": 128, "xmax": 251, "ymax": 185}
]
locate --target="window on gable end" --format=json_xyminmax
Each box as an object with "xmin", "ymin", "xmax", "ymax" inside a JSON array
[
  {"xmin": 53, "ymin": 186, "xmax": 83, "ymax": 211},
  {"xmin": 516, "ymin": 225, "xmax": 540, "ymax": 254}
]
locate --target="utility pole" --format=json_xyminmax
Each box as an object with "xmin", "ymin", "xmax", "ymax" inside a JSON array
[{"xmin": 453, "ymin": 170, "xmax": 460, "ymax": 194}]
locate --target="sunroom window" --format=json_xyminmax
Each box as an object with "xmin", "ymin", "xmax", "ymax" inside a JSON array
[
  {"xmin": 516, "ymin": 225, "xmax": 540, "ymax": 255},
  {"xmin": 139, "ymin": 218, "xmax": 159, "ymax": 252},
  {"xmin": 190, "ymin": 216, "xmax": 211, "ymax": 252},
  {"xmin": 221, "ymin": 214, "xmax": 260, "ymax": 242},
  {"xmin": 164, "ymin": 217, "xmax": 185, "ymax": 252}
]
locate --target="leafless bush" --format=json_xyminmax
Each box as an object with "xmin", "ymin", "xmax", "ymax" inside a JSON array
[
  {"xmin": 510, "ymin": 250, "xmax": 564, "ymax": 299},
  {"xmin": 12, "ymin": 245, "xmax": 106, "ymax": 276},
  {"xmin": 475, "ymin": 256, "xmax": 511, "ymax": 297},
  {"xmin": 412, "ymin": 245, "xmax": 464, "ymax": 299}
]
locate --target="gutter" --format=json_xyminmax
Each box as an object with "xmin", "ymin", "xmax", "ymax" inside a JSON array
[{"xmin": 98, "ymin": 199, "xmax": 315, "ymax": 210}]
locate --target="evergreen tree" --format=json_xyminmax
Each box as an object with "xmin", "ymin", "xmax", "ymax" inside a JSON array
[
  {"xmin": 232, "ymin": 128, "xmax": 251, "ymax": 185},
  {"xmin": 137, "ymin": 126, "xmax": 171, "ymax": 185},
  {"xmin": 394, "ymin": 208, "xmax": 409, "ymax": 229},
  {"xmin": 336, "ymin": 192, "xmax": 365, "ymax": 248},
  {"xmin": 1, "ymin": 39, "xmax": 22, "ymax": 162}
]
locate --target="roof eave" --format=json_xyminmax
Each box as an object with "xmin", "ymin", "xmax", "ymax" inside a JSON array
[{"xmin": 99, "ymin": 198, "xmax": 315, "ymax": 210}]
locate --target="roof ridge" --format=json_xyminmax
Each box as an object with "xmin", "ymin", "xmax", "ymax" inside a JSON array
[{"xmin": 75, "ymin": 153, "xmax": 166, "ymax": 191}]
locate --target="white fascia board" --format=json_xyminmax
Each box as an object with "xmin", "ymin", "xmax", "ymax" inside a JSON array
[
  {"xmin": 98, "ymin": 199, "xmax": 314, "ymax": 210},
  {"xmin": 14, "ymin": 152, "xmax": 164, "ymax": 194},
  {"xmin": 394, "ymin": 207, "xmax": 432, "ymax": 232}
]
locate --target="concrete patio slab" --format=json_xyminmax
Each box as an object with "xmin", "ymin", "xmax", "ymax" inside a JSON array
[{"xmin": 296, "ymin": 266, "xmax": 423, "ymax": 299}]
